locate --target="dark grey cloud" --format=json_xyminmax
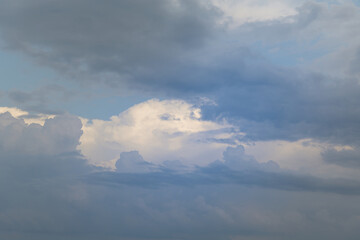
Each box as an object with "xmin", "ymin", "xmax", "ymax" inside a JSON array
[
  {"xmin": 349, "ymin": 47, "xmax": 360, "ymax": 76},
  {"xmin": 322, "ymin": 147, "xmax": 360, "ymax": 169},
  {"xmin": 81, "ymin": 147, "xmax": 360, "ymax": 239},
  {"xmin": 1, "ymin": 112, "xmax": 360, "ymax": 240},
  {"xmin": 6, "ymin": 84, "xmax": 73, "ymax": 115},
  {"xmin": 193, "ymin": 1, "xmax": 360, "ymax": 145},
  {"xmin": 143, "ymin": 1, "xmax": 360, "ymax": 146},
  {"xmin": 200, "ymin": 68, "xmax": 360, "ymax": 145},
  {"xmin": 89, "ymin": 146, "xmax": 360, "ymax": 196},
  {"xmin": 0, "ymin": 0, "xmax": 219, "ymax": 83},
  {"xmin": 90, "ymin": 159, "xmax": 360, "ymax": 196}
]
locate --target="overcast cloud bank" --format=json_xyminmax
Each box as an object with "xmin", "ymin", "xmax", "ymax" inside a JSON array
[{"xmin": 1, "ymin": 0, "xmax": 360, "ymax": 239}]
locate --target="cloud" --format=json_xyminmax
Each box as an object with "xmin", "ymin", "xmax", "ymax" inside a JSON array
[
  {"xmin": 1, "ymin": 1, "xmax": 360, "ymax": 239},
  {"xmin": 322, "ymin": 147, "xmax": 360, "ymax": 169},
  {"xmin": 1, "ymin": 109, "xmax": 360, "ymax": 240},
  {"xmin": 197, "ymin": 65, "xmax": 360, "ymax": 146},
  {"xmin": 90, "ymin": 148, "xmax": 360, "ymax": 196},
  {"xmin": 211, "ymin": 0, "xmax": 301, "ymax": 27},
  {"xmin": 79, "ymin": 98, "xmax": 241, "ymax": 168},
  {"xmin": 0, "ymin": 111, "xmax": 82, "ymax": 155},
  {"xmin": 6, "ymin": 84, "xmax": 73, "ymax": 115},
  {"xmin": 222, "ymin": 145, "xmax": 280, "ymax": 171},
  {"xmin": 115, "ymin": 151, "xmax": 158, "ymax": 173},
  {"xmin": 0, "ymin": 107, "xmax": 30, "ymax": 118},
  {"xmin": 0, "ymin": 0, "xmax": 220, "ymax": 84},
  {"xmin": 0, "ymin": 106, "xmax": 54, "ymax": 125},
  {"xmin": 1, "ymin": 0, "xmax": 360, "ymax": 147},
  {"xmin": 230, "ymin": 1, "xmax": 360, "ymax": 77},
  {"xmin": 189, "ymin": 1, "xmax": 360, "ymax": 145},
  {"xmin": 0, "ymin": 110, "xmax": 95, "ymax": 239}
]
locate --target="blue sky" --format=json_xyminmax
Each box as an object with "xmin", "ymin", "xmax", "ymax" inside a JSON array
[
  {"xmin": 0, "ymin": 49, "xmax": 150, "ymax": 118},
  {"xmin": 1, "ymin": 0, "xmax": 360, "ymax": 239}
]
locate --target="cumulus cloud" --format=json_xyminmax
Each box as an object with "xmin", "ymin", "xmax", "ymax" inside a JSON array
[
  {"xmin": 79, "ymin": 98, "xmax": 241, "ymax": 168},
  {"xmin": 0, "ymin": 106, "xmax": 55, "ymax": 125},
  {"xmin": 0, "ymin": 111, "xmax": 81, "ymax": 155},
  {"xmin": 222, "ymin": 145, "xmax": 280, "ymax": 171},
  {"xmin": 0, "ymin": 111, "xmax": 95, "ymax": 240},
  {"xmin": 90, "ymin": 142, "xmax": 359, "ymax": 196},
  {"xmin": 1, "ymin": 109, "xmax": 360, "ymax": 240},
  {"xmin": 115, "ymin": 151, "xmax": 158, "ymax": 173}
]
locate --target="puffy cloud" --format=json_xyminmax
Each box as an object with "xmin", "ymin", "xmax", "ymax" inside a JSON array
[
  {"xmin": 0, "ymin": 106, "xmax": 54, "ymax": 125},
  {"xmin": 89, "ymin": 140, "xmax": 358, "ymax": 196},
  {"xmin": 0, "ymin": 107, "xmax": 28, "ymax": 118},
  {"xmin": 0, "ymin": 110, "xmax": 94, "ymax": 239},
  {"xmin": 79, "ymin": 98, "xmax": 241, "ymax": 168},
  {"xmin": 0, "ymin": 111, "xmax": 82, "ymax": 155},
  {"xmin": 222, "ymin": 145, "xmax": 280, "ymax": 171},
  {"xmin": 1, "ymin": 108, "xmax": 360, "ymax": 240},
  {"xmin": 115, "ymin": 151, "xmax": 158, "ymax": 173}
]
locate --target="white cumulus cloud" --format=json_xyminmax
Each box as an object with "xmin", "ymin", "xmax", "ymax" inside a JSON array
[{"xmin": 79, "ymin": 99, "xmax": 241, "ymax": 168}]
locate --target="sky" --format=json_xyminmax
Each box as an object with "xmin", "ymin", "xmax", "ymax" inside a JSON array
[{"xmin": 1, "ymin": 0, "xmax": 360, "ymax": 239}]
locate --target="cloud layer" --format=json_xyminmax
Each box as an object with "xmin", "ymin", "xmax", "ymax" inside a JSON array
[
  {"xmin": 1, "ymin": 1, "xmax": 360, "ymax": 239},
  {"xmin": 1, "ymin": 1, "xmax": 360, "ymax": 147},
  {"xmin": 0, "ymin": 107, "xmax": 359, "ymax": 239}
]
